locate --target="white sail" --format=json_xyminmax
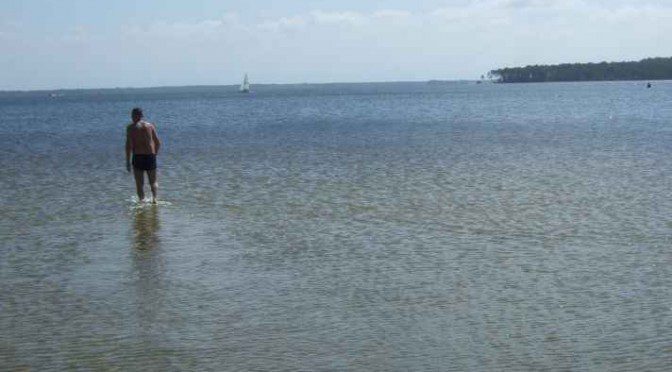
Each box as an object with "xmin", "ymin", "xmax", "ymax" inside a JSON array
[{"xmin": 239, "ymin": 73, "xmax": 250, "ymax": 93}]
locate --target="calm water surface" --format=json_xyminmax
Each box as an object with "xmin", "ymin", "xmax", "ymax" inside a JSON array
[{"xmin": 1, "ymin": 81, "xmax": 671, "ymax": 370}]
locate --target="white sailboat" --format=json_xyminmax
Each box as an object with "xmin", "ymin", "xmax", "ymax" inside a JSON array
[{"xmin": 239, "ymin": 73, "xmax": 250, "ymax": 93}]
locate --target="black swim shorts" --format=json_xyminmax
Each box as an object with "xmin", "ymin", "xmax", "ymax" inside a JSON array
[{"xmin": 132, "ymin": 154, "xmax": 157, "ymax": 171}]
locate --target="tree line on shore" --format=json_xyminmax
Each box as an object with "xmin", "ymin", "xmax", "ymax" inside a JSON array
[{"xmin": 489, "ymin": 57, "xmax": 672, "ymax": 83}]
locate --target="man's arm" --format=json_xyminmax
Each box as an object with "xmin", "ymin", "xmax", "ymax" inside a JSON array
[
  {"xmin": 125, "ymin": 126, "xmax": 132, "ymax": 172},
  {"xmin": 152, "ymin": 124, "xmax": 161, "ymax": 155}
]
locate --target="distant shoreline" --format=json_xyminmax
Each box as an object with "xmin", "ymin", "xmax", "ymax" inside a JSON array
[
  {"xmin": 489, "ymin": 57, "xmax": 672, "ymax": 83},
  {"xmin": 1, "ymin": 78, "xmax": 669, "ymax": 96}
]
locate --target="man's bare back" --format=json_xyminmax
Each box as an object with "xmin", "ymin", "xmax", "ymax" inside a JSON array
[{"xmin": 126, "ymin": 121, "xmax": 159, "ymax": 155}]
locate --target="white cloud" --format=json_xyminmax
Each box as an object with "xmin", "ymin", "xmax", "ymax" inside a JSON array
[
  {"xmin": 310, "ymin": 11, "xmax": 368, "ymax": 26},
  {"xmin": 371, "ymin": 10, "xmax": 413, "ymax": 20},
  {"xmin": 257, "ymin": 16, "xmax": 306, "ymax": 32},
  {"xmin": 123, "ymin": 12, "xmax": 242, "ymax": 40},
  {"xmin": 0, "ymin": 20, "xmax": 20, "ymax": 40}
]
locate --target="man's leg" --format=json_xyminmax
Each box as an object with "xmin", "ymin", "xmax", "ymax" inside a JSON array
[
  {"xmin": 148, "ymin": 169, "xmax": 158, "ymax": 203},
  {"xmin": 133, "ymin": 167, "xmax": 145, "ymax": 201}
]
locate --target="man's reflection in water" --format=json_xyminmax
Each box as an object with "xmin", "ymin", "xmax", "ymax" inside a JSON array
[
  {"xmin": 133, "ymin": 205, "xmax": 160, "ymax": 251},
  {"xmin": 131, "ymin": 206, "xmax": 165, "ymax": 336}
]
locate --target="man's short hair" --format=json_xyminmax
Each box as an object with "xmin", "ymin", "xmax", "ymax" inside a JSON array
[{"xmin": 131, "ymin": 107, "xmax": 143, "ymax": 117}]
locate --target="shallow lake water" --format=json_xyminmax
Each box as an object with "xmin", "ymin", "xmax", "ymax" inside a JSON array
[{"xmin": 1, "ymin": 81, "xmax": 671, "ymax": 370}]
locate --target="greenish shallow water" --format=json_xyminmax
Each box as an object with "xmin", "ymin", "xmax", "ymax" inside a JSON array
[{"xmin": 1, "ymin": 81, "xmax": 671, "ymax": 370}]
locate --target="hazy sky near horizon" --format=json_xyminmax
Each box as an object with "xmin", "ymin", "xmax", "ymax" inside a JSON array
[{"xmin": 1, "ymin": 0, "xmax": 671, "ymax": 90}]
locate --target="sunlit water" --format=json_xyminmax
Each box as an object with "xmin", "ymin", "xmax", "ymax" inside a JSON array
[{"xmin": 1, "ymin": 81, "xmax": 671, "ymax": 370}]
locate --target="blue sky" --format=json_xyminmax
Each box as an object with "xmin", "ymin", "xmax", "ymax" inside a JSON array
[{"xmin": 1, "ymin": 0, "xmax": 671, "ymax": 90}]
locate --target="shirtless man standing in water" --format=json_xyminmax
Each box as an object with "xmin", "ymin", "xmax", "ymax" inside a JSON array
[{"xmin": 126, "ymin": 108, "xmax": 161, "ymax": 203}]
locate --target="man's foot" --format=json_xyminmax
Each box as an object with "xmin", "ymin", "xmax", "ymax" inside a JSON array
[{"xmin": 151, "ymin": 198, "xmax": 158, "ymax": 204}]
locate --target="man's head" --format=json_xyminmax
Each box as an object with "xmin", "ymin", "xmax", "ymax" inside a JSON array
[{"xmin": 131, "ymin": 107, "xmax": 143, "ymax": 123}]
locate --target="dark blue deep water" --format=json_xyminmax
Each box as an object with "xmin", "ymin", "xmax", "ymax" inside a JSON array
[{"xmin": 1, "ymin": 81, "xmax": 671, "ymax": 370}]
